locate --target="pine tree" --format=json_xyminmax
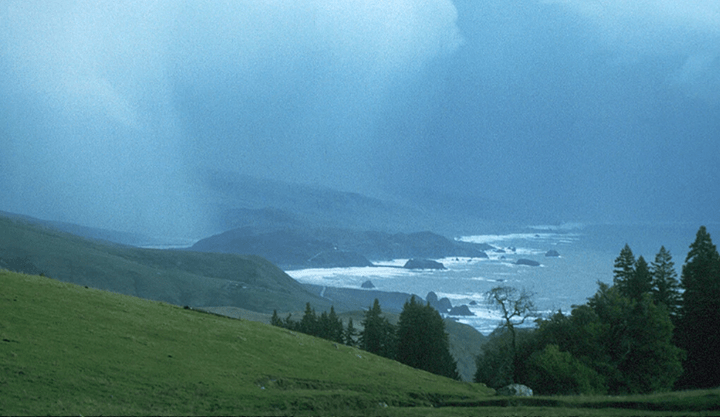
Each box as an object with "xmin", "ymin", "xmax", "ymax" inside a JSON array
[
  {"xmin": 270, "ymin": 309, "xmax": 283, "ymax": 327},
  {"xmin": 613, "ymin": 244, "xmax": 636, "ymax": 296},
  {"xmin": 620, "ymin": 255, "xmax": 652, "ymax": 302},
  {"xmin": 299, "ymin": 303, "xmax": 318, "ymax": 336},
  {"xmin": 359, "ymin": 299, "xmax": 396, "ymax": 359},
  {"xmin": 650, "ymin": 246, "xmax": 681, "ymax": 319},
  {"xmin": 677, "ymin": 226, "xmax": 720, "ymax": 389},
  {"xmin": 327, "ymin": 306, "xmax": 344, "ymax": 343},
  {"xmin": 344, "ymin": 318, "xmax": 358, "ymax": 347},
  {"xmin": 396, "ymin": 296, "xmax": 459, "ymax": 379}
]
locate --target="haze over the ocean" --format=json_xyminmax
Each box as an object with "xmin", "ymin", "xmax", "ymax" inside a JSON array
[{"xmin": 2, "ymin": 0, "xmax": 718, "ymax": 237}]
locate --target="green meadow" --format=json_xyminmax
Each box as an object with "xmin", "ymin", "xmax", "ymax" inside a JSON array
[{"xmin": 3, "ymin": 270, "xmax": 720, "ymax": 416}]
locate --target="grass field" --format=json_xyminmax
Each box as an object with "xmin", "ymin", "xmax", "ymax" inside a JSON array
[{"xmin": 2, "ymin": 270, "xmax": 719, "ymax": 416}]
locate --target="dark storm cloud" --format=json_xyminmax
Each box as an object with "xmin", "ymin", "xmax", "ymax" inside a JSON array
[
  {"xmin": 377, "ymin": 0, "xmax": 720, "ymax": 222},
  {"xmin": 0, "ymin": 0, "xmax": 462, "ymax": 236},
  {"xmin": 1, "ymin": 0, "xmax": 718, "ymax": 237}
]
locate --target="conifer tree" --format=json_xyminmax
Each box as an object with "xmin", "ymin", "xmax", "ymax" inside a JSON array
[
  {"xmin": 613, "ymin": 244, "xmax": 636, "ymax": 296},
  {"xmin": 327, "ymin": 306, "xmax": 345, "ymax": 343},
  {"xmin": 344, "ymin": 318, "xmax": 358, "ymax": 347},
  {"xmin": 650, "ymin": 246, "xmax": 681, "ymax": 319},
  {"xmin": 620, "ymin": 255, "xmax": 652, "ymax": 302},
  {"xmin": 396, "ymin": 296, "xmax": 458, "ymax": 379},
  {"xmin": 300, "ymin": 302, "xmax": 318, "ymax": 336},
  {"xmin": 270, "ymin": 309, "xmax": 282, "ymax": 327},
  {"xmin": 677, "ymin": 226, "xmax": 720, "ymax": 389},
  {"xmin": 359, "ymin": 299, "xmax": 396, "ymax": 359}
]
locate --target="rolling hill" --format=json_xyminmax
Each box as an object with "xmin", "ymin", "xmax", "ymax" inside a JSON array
[{"xmin": 0, "ymin": 213, "xmax": 330, "ymax": 313}]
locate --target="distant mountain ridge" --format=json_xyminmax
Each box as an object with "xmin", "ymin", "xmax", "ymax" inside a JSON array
[
  {"xmin": 198, "ymin": 171, "xmax": 506, "ymax": 237},
  {"xmin": 190, "ymin": 226, "xmax": 492, "ymax": 269}
]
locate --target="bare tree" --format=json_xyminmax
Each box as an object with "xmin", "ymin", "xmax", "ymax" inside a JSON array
[{"xmin": 486, "ymin": 286, "xmax": 536, "ymax": 382}]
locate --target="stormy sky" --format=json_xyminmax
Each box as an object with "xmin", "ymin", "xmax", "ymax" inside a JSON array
[{"xmin": 1, "ymin": 0, "xmax": 719, "ymax": 238}]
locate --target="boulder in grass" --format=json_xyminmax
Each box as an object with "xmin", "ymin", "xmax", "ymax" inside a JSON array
[{"xmin": 497, "ymin": 384, "xmax": 533, "ymax": 397}]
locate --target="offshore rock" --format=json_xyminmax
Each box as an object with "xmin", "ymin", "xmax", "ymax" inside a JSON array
[
  {"xmin": 545, "ymin": 250, "xmax": 560, "ymax": 257},
  {"xmin": 448, "ymin": 305, "xmax": 474, "ymax": 316},
  {"xmin": 497, "ymin": 384, "xmax": 533, "ymax": 397},
  {"xmin": 516, "ymin": 258, "xmax": 540, "ymax": 267},
  {"xmin": 361, "ymin": 280, "xmax": 375, "ymax": 289},
  {"xmin": 403, "ymin": 258, "xmax": 446, "ymax": 270},
  {"xmin": 426, "ymin": 291, "xmax": 452, "ymax": 313},
  {"xmin": 437, "ymin": 297, "xmax": 453, "ymax": 313}
]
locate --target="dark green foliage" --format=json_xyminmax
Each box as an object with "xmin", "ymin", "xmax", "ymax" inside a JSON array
[
  {"xmin": 534, "ymin": 308, "xmax": 613, "ymax": 383},
  {"xmin": 396, "ymin": 296, "xmax": 459, "ymax": 380},
  {"xmin": 587, "ymin": 283, "xmax": 683, "ymax": 394},
  {"xmin": 525, "ymin": 344, "xmax": 606, "ymax": 396},
  {"xmin": 270, "ymin": 303, "xmax": 348, "ymax": 345},
  {"xmin": 626, "ymin": 256, "xmax": 653, "ymax": 302},
  {"xmin": 613, "ymin": 244, "xmax": 636, "ymax": 290},
  {"xmin": 300, "ymin": 302, "xmax": 318, "ymax": 335},
  {"xmin": 614, "ymin": 245, "xmax": 652, "ymax": 302},
  {"xmin": 511, "ymin": 280, "xmax": 683, "ymax": 395},
  {"xmin": 325, "ymin": 306, "xmax": 345, "ymax": 343},
  {"xmin": 474, "ymin": 330, "xmax": 516, "ymax": 388},
  {"xmin": 677, "ymin": 226, "xmax": 720, "ymax": 389},
  {"xmin": 359, "ymin": 299, "xmax": 397, "ymax": 359},
  {"xmin": 344, "ymin": 318, "xmax": 358, "ymax": 347},
  {"xmin": 271, "ymin": 309, "xmax": 282, "ymax": 327},
  {"xmin": 651, "ymin": 246, "xmax": 681, "ymax": 319}
]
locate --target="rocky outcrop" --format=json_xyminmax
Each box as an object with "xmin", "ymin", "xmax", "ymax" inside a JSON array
[
  {"xmin": 545, "ymin": 250, "xmax": 560, "ymax": 257},
  {"xmin": 448, "ymin": 305, "xmax": 474, "ymax": 316},
  {"xmin": 516, "ymin": 258, "xmax": 540, "ymax": 267},
  {"xmin": 404, "ymin": 258, "xmax": 446, "ymax": 270},
  {"xmin": 437, "ymin": 297, "xmax": 453, "ymax": 312},
  {"xmin": 426, "ymin": 291, "xmax": 453, "ymax": 313},
  {"xmin": 361, "ymin": 280, "xmax": 375, "ymax": 289},
  {"xmin": 497, "ymin": 384, "xmax": 533, "ymax": 397}
]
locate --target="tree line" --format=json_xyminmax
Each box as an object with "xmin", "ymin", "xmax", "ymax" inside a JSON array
[
  {"xmin": 272, "ymin": 297, "xmax": 459, "ymax": 380},
  {"xmin": 475, "ymin": 225, "xmax": 720, "ymax": 394}
]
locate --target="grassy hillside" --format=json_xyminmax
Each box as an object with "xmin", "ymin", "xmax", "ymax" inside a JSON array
[
  {"xmin": 201, "ymin": 306, "xmax": 486, "ymax": 383},
  {"xmin": 3, "ymin": 271, "xmax": 720, "ymax": 415},
  {"xmin": 0, "ymin": 271, "xmax": 494, "ymax": 415},
  {"xmin": 0, "ymin": 214, "xmax": 332, "ymax": 313}
]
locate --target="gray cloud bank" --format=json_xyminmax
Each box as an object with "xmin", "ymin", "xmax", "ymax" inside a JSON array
[{"xmin": 1, "ymin": 0, "xmax": 718, "ymax": 237}]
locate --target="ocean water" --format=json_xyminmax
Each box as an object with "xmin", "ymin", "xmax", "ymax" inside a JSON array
[{"xmin": 287, "ymin": 223, "xmax": 718, "ymax": 335}]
